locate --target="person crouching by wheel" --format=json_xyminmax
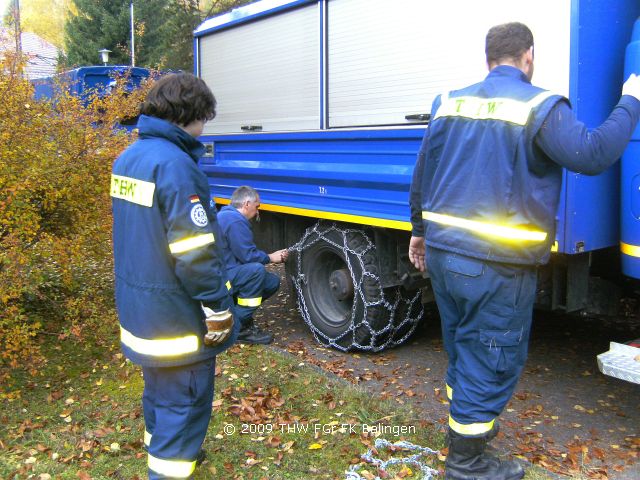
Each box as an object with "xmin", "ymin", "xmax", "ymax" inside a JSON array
[
  {"xmin": 217, "ymin": 186, "xmax": 289, "ymax": 344},
  {"xmin": 111, "ymin": 73, "xmax": 238, "ymax": 479}
]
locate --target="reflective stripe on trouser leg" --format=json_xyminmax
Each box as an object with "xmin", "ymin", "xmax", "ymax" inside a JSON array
[
  {"xmin": 229, "ymin": 263, "xmax": 267, "ymax": 327},
  {"xmin": 143, "ymin": 358, "xmax": 216, "ymax": 480},
  {"xmin": 148, "ymin": 455, "xmax": 196, "ymax": 478},
  {"xmin": 237, "ymin": 296, "xmax": 262, "ymax": 307},
  {"xmin": 425, "ymin": 247, "xmax": 536, "ymax": 426},
  {"xmin": 449, "ymin": 416, "xmax": 495, "ymax": 436},
  {"xmin": 236, "ymin": 296, "xmax": 261, "ymax": 327}
]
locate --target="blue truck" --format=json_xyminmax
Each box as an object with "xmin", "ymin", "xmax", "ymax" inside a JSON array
[
  {"xmin": 193, "ymin": 0, "xmax": 640, "ymax": 381},
  {"xmin": 32, "ymin": 65, "xmax": 151, "ymax": 126},
  {"xmin": 32, "ymin": 65, "xmax": 151, "ymax": 100}
]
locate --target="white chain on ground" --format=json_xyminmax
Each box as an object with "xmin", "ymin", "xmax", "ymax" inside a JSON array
[
  {"xmin": 345, "ymin": 438, "xmax": 440, "ymax": 480},
  {"xmin": 288, "ymin": 222, "xmax": 423, "ymax": 351}
]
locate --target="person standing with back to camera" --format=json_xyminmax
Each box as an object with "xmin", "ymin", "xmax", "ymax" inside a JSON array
[
  {"xmin": 409, "ymin": 22, "xmax": 640, "ymax": 480},
  {"xmin": 111, "ymin": 73, "xmax": 237, "ymax": 479}
]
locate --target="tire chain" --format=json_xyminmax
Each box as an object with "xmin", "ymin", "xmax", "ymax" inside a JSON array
[
  {"xmin": 345, "ymin": 438, "xmax": 440, "ymax": 480},
  {"xmin": 288, "ymin": 222, "xmax": 424, "ymax": 352}
]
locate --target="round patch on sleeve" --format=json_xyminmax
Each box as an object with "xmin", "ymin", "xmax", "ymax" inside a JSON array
[{"xmin": 190, "ymin": 204, "xmax": 209, "ymax": 227}]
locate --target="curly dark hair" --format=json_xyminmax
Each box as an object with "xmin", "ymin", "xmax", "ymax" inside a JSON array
[
  {"xmin": 141, "ymin": 73, "xmax": 216, "ymax": 126},
  {"xmin": 485, "ymin": 22, "xmax": 534, "ymax": 65}
]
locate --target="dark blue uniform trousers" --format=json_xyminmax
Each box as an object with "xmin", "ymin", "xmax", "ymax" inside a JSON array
[
  {"xmin": 426, "ymin": 247, "xmax": 537, "ymax": 433},
  {"xmin": 142, "ymin": 357, "xmax": 216, "ymax": 479},
  {"xmin": 228, "ymin": 263, "xmax": 280, "ymax": 327}
]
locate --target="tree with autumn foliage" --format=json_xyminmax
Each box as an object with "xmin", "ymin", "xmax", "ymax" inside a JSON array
[
  {"xmin": 2, "ymin": 0, "xmax": 75, "ymax": 48},
  {"xmin": 0, "ymin": 53, "xmax": 154, "ymax": 385}
]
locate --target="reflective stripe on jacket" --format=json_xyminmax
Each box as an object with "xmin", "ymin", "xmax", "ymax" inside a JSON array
[
  {"xmin": 421, "ymin": 66, "xmax": 566, "ymax": 265},
  {"xmin": 111, "ymin": 115, "xmax": 235, "ymax": 367}
]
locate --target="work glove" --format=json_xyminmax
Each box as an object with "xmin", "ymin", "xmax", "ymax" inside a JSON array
[
  {"xmin": 622, "ymin": 73, "xmax": 640, "ymax": 102},
  {"xmin": 202, "ymin": 305, "xmax": 234, "ymax": 346}
]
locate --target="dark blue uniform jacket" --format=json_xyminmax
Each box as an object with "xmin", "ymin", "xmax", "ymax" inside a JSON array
[
  {"xmin": 111, "ymin": 115, "xmax": 236, "ymax": 367},
  {"xmin": 410, "ymin": 66, "xmax": 640, "ymax": 265},
  {"xmin": 216, "ymin": 205, "xmax": 270, "ymax": 269}
]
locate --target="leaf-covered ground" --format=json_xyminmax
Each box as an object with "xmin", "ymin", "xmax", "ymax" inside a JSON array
[
  {"xmin": 0, "ymin": 330, "xmax": 553, "ymax": 479},
  {"xmin": 262, "ymin": 265, "xmax": 640, "ymax": 480}
]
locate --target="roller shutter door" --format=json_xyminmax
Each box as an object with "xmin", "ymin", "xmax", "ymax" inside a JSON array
[
  {"xmin": 327, "ymin": 0, "xmax": 570, "ymax": 128},
  {"xmin": 200, "ymin": 3, "xmax": 320, "ymax": 133}
]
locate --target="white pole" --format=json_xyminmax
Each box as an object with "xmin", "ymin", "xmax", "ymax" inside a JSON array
[
  {"xmin": 130, "ymin": 0, "xmax": 135, "ymax": 67},
  {"xmin": 14, "ymin": 0, "xmax": 22, "ymax": 58}
]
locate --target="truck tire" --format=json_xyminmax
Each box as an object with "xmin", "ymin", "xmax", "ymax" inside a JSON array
[{"xmin": 288, "ymin": 223, "xmax": 400, "ymax": 351}]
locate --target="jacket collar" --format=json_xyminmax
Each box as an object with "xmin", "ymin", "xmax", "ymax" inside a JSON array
[
  {"xmin": 220, "ymin": 205, "xmax": 250, "ymax": 224},
  {"xmin": 137, "ymin": 115, "xmax": 205, "ymax": 161},
  {"xmin": 486, "ymin": 65, "xmax": 531, "ymax": 84}
]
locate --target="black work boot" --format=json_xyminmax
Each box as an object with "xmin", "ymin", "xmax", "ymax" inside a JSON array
[
  {"xmin": 445, "ymin": 428, "xmax": 524, "ymax": 480},
  {"xmin": 195, "ymin": 449, "xmax": 206, "ymax": 466},
  {"xmin": 487, "ymin": 421, "xmax": 500, "ymax": 442},
  {"xmin": 237, "ymin": 324, "xmax": 273, "ymax": 345}
]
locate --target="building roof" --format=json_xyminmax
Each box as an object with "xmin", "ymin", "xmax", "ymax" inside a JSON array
[{"xmin": 0, "ymin": 28, "xmax": 60, "ymax": 79}]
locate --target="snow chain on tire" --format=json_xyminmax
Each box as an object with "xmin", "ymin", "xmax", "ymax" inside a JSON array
[{"xmin": 288, "ymin": 222, "xmax": 423, "ymax": 352}]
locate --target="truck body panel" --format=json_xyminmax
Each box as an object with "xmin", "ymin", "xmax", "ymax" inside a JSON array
[
  {"xmin": 200, "ymin": 128, "xmax": 423, "ymax": 230},
  {"xmin": 559, "ymin": 0, "xmax": 640, "ymax": 255}
]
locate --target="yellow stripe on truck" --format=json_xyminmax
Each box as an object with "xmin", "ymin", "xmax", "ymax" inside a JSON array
[{"xmin": 213, "ymin": 197, "xmax": 412, "ymax": 231}]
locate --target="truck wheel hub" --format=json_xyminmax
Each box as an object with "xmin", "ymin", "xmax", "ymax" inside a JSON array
[{"xmin": 329, "ymin": 269, "xmax": 353, "ymax": 301}]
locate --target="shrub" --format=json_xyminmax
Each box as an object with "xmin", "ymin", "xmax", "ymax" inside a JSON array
[{"xmin": 0, "ymin": 54, "xmax": 154, "ymax": 386}]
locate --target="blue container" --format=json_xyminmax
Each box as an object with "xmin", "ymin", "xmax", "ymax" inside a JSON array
[{"xmin": 621, "ymin": 18, "xmax": 640, "ymax": 278}]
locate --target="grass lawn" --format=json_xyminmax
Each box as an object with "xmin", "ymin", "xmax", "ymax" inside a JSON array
[{"xmin": 0, "ymin": 329, "xmax": 553, "ymax": 479}]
